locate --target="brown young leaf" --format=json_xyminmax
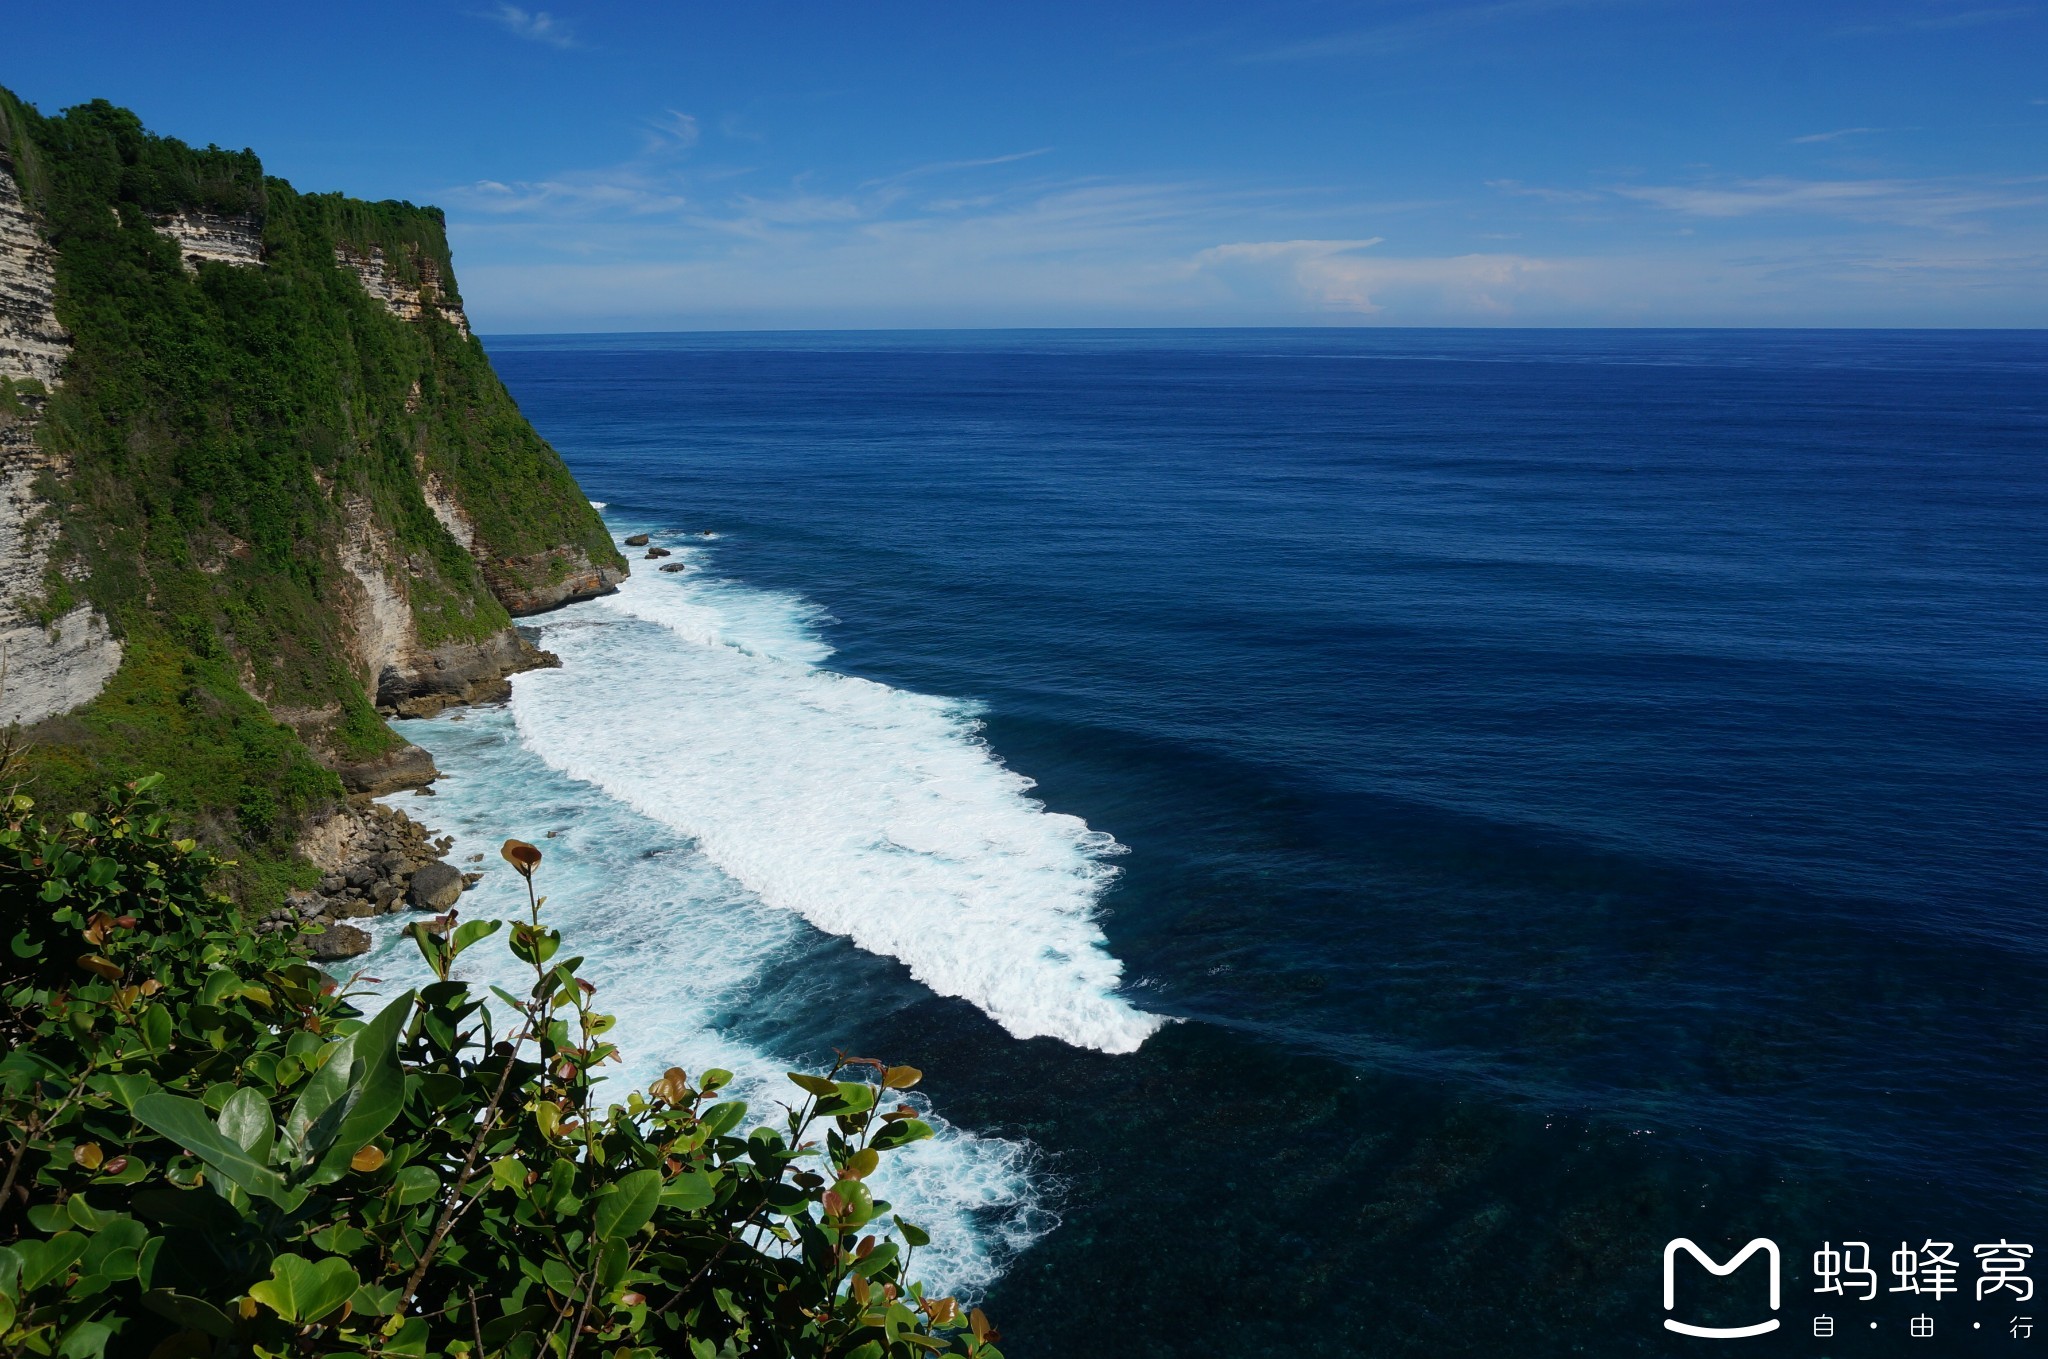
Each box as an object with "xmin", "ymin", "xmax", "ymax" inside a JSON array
[
  {"xmin": 501, "ymin": 839, "xmax": 543, "ymax": 878},
  {"xmin": 882, "ymin": 1065, "xmax": 923, "ymax": 1090},
  {"xmin": 76, "ymin": 954, "xmax": 121, "ymax": 981}
]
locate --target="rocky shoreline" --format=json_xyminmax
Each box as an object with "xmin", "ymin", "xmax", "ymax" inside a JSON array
[{"xmin": 266, "ymin": 799, "xmax": 482, "ymax": 961}]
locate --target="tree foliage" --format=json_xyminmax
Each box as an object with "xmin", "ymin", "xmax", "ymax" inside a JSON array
[{"xmin": 0, "ymin": 780, "xmax": 1002, "ymax": 1358}]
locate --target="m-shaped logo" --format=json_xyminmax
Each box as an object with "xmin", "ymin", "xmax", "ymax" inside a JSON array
[{"xmin": 1663, "ymin": 1238, "xmax": 1781, "ymax": 1339}]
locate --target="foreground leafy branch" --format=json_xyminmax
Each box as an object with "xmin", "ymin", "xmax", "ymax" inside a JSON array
[{"xmin": 0, "ymin": 778, "xmax": 1002, "ymax": 1358}]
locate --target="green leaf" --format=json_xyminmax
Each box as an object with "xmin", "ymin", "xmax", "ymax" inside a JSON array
[
  {"xmin": 787, "ymin": 1072, "xmax": 839, "ymax": 1097},
  {"xmin": 248, "ymin": 1253, "xmax": 360, "ymax": 1324},
  {"xmin": 894, "ymin": 1217, "xmax": 931, "ymax": 1248},
  {"xmin": 77, "ymin": 1218, "xmax": 148, "ymax": 1281},
  {"xmin": 57, "ymin": 1319, "xmax": 112, "ymax": 1359},
  {"xmin": 88, "ymin": 1072, "xmax": 152, "ymax": 1111},
  {"xmin": 291, "ymin": 991, "xmax": 414, "ymax": 1183},
  {"xmin": 872, "ymin": 1118, "xmax": 935, "ymax": 1151},
  {"xmin": 594, "ymin": 1167, "xmax": 662, "ymax": 1241},
  {"xmin": 138, "ymin": 1003, "xmax": 172, "ymax": 1053},
  {"xmin": 282, "ymin": 1031, "xmax": 359, "ymax": 1152},
  {"xmin": 132, "ymin": 1093, "xmax": 303, "ymax": 1209},
  {"xmin": 658, "ymin": 1170, "xmax": 716, "ymax": 1211},
  {"xmin": 701, "ymin": 1100, "xmax": 748, "ymax": 1138},
  {"xmin": 17, "ymin": 1233, "xmax": 85, "ymax": 1290},
  {"xmin": 394, "ymin": 1165, "xmax": 440, "ymax": 1206},
  {"xmin": 449, "ymin": 918, "xmax": 502, "ymax": 958},
  {"xmin": 349, "ymin": 1281, "xmax": 403, "ymax": 1316},
  {"xmin": 142, "ymin": 1289, "xmax": 233, "ymax": 1338},
  {"xmin": 66, "ymin": 1193, "xmax": 117, "ymax": 1231},
  {"xmin": 540, "ymin": 1256, "xmax": 580, "ymax": 1300},
  {"xmin": 217, "ymin": 1086, "xmax": 274, "ymax": 1162}
]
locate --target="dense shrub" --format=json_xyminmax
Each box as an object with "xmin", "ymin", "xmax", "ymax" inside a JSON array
[{"xmin": 0, "ymin": 778, "xmax": 1001, "ymax": 1359}]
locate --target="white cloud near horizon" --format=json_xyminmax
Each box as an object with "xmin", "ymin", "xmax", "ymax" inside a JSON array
[{"xmin": 429, "ymin": 123, "xmax": 2048, "ymax": 330}]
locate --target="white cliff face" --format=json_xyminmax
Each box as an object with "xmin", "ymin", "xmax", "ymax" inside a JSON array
[
  {"xmin": 0, "ymin": 161, "xmax": 121, "ymax": 725},
  {"xmin": 335, "ymin": 244, "xmax": 471, "ymax": 337},
  {"xmin": 154, "ymin": 211, "xmax": 263, "ymax": 271},
  {"xmin": 0, "ymin": 164, "xmax": 68, "ymax": 386}
]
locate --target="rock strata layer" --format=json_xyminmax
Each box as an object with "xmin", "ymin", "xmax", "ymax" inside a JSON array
[
  {"xmin": 153, "ymin": 212, "xmax": 263, "ymax": 271},
  {"xmin": 0, "ymin": 159, "xmax": 120, "ymax": 724},
  {"xmin": 335, "ymin": 243, "xmax": 471, "ymax": 336}
]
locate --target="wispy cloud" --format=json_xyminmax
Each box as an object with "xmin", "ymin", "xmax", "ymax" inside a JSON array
[
  {"xmin": 1610, "ymin": 175, "xmax": 2048, "ymax": 229},
  {"xmin": 448, "ymin": 174, "xmax": 686, "ymax": 218},
  {"xmin": 479, "ymin": 3, "xmax": 579, "ymax": 48},
  {"xmin": 861, "ymin": 148, "xmax": 1053, "ymax": 189},
  {"xmin": 644, "ymin": 110, "xmax": 700, "ymax": 150},
  {"xmin": 1790, "ymin": 126, "xmax": 1886, "ymax": 144}
]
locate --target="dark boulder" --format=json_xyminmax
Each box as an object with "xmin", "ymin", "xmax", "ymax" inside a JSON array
[
  {"xmin": 306, "ymin": 923, "xmax": 372, "ymax": 960},
  {"xmin": 623, "ymin": 533, "xmax": 651, "ymax": 547},
  {"xmin": 408, "ymin": 860, "xmax": 465, "ymax": 911}
]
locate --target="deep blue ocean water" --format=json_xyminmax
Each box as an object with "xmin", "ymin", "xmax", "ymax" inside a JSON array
[{"xmin": 376, "ymin": 330, "xmax": 2046, "ymax": 1355}]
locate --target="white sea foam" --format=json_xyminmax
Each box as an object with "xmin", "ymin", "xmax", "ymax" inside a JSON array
[
  {"xmin": 509, "ymin": 529, "xmax": 1162, "ymax": 1055},
  {"xmin": 367, "ymin": 707, "xmax": 1049, "ymax": 1298}
]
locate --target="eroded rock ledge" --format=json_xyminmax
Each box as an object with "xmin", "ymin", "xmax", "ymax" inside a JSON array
[
  {"xmin": 486, "ymin": 546, "xmax": 628, "ymax": 616},
  {"xmin": 376, "ymin": 628, "xmax": 560, "ymax": 719}
]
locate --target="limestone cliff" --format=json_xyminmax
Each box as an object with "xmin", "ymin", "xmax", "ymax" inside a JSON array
[
  {"xmin": 0, "ymin": 152, "xmax": 122, "ymax": 726},
  {"xmin": 0, "ymin": 88, "xmax": 627, "ymax": 892}
]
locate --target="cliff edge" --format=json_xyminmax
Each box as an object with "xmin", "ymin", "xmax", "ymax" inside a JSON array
[{"xmin": 0, "ymin": 89, "xmax": 627, "ymax": 897}]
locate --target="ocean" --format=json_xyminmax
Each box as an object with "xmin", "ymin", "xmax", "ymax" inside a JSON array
[{"xmin": 361, "ymin": 329, "xmax": 2048, "ymax": 1356}]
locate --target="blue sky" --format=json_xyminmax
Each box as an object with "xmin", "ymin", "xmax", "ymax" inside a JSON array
[{"xmin": 10, "ymin": 2, "xmax": 2047, "ymax": 329}]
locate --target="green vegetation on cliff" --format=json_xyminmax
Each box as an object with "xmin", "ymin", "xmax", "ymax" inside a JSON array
[
  {"xmin": 0, "ymin": 779, "xmax": 1001, "ymax": 1358},
  {"xmin": 0, "ymin": 89, "xmax": 624, "ymax": 893}
]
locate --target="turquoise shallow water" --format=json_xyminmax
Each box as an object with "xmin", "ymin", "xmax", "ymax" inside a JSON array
[{"xmin": 363, "ymin": 329, "xmax": 2045, "ymax": 1355}]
